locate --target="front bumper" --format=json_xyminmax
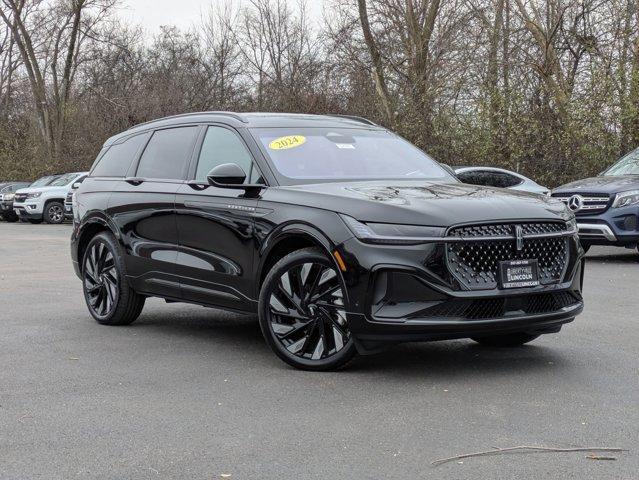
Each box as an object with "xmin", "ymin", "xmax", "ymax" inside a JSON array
[
  {"xmin": 13, "ymin": 200, "xmax": 44, "ymax": 220},
  {"xmin": 575, "ymin": 207, "xmax": 639, "ymax": 246},
  {"xmin": 0, "ymin": 200, "xmax": 14, "ymax": 213},
  {"xmin": 13, "ymin": 204, "xmax": 43, "ymax": 220},
  {"xmin": 336, "ymin": 231, "xmax": 584, "ymax": 351}
]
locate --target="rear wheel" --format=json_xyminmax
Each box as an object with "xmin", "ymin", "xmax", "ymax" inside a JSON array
[
  {"xmin": 258, "ymin": 247, "xmax": 356, "ymax": 371},
  {"xmin": 82, "ymin": 232, "xmax": 145, "ymax": 325},
  {"xmin": 472, "ymin": 332, "xmax": 540, "ymax": 347},
  {"xmin": 44, "ymin": 201, "xmax": 65, "ymax": 224}
]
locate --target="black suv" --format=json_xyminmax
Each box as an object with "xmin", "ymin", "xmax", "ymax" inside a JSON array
[{"xmin": 71, "ymin": 112, "xmax": 585, "ymax": 370}]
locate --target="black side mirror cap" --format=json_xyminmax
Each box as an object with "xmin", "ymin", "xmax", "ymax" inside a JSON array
[{"xmin": 206, "ymin": 163, "xmax": 265, "ymax": 193}]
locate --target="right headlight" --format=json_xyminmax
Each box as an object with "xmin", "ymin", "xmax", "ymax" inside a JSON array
[
  {"xmin": 612, "ymin": 190, "xmax": 639, "ymax": 209},
  {"xmin": 340, "ymin": 215, "xmax": 445, "ymax": 245}
]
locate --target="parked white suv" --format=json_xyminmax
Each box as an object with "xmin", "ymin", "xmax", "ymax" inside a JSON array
[{"xmin": 13, "ymin": 172, "xmax": 88, "ymax": 224}]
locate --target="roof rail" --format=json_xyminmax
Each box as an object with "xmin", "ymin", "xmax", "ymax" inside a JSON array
[
  {"xmin": 128, "ymin": 111, "xmax": 248, "ymax": 130},
  {"xmin": 327, "ymin": 114, "xmax": 378, "ymax": 126}
]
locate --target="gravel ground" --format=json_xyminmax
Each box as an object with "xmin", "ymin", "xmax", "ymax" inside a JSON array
[{"xmin": 0, "ymin": 222, "xmax": 637, "ymax": 479}]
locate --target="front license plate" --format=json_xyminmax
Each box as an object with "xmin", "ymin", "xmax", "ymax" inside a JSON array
[{"xmin": 499, "ymin": 259, "xmax": 540, "ymax": 289}]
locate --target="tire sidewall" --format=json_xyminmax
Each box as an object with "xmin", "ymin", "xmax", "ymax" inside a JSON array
[{"xmin": 258, "ymin": 248, "xmax": 356, "ymax": 371}]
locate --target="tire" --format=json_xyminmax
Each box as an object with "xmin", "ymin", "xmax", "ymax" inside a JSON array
[
  {"xmin": 258, "ymin": 247, "xmax": 357, "ymax": 371},
  {"xmin": 471, "ymin": 332, "xmax": 540, "ymax": 347},
  {"xmin": 44, "ymin": 201, "xmax": 65, "ymax": 224},
  {"xmin": 28, "ymin": 219, "xmax": 42, "ymax": 224},
  {"xmin": 82, "ymin": 231, "xmax": 145, "ymax": 326},
  {"xmin": 4, "ymin": 213, "xmax": 18, "ymax": 222}
]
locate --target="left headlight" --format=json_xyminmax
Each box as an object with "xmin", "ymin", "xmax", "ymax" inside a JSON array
[
  {"xmin": 340, "ymin": 214, "xmax": 446, "ymax": 245},
  {"xmin": 26, "ymin": 192, "xmax": 42, "ymax": 199},
  {"xmin": 3, "ymin": 193, "xmax": 15, "ymax": 201},
  {"xmin": 612, "ymin": 190, "xmax": 639, "ymax": 209}
]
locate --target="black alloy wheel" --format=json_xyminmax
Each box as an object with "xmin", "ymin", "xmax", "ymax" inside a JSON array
[
  {"xmin": 259, "ymin": 247, "xmax": 356, "ymax": 371},
  {"xmin": 82, "ymin": 232, "xmax": 145, "ymax": 325},
  {"xmin": 84, "ymin": 241, "xmax": 119, "ymax": 318},
  {"xmin": 44, "ymin": 201, "xmax": 65, "ymax": 224}
]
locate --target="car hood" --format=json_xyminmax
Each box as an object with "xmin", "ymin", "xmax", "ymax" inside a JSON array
[
  {"xmin": 268, "ymin": 181, "xmax": 571, "ymax": 226},
  {"xmin": 15, "ymin": 185, "xmax": 70, "ymax": 195},
  {"xmin": 553, "ymin": 175, "xmax": 639, "ymax": 195}
]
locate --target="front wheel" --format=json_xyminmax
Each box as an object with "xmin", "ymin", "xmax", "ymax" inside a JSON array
[
  {"xmin": 44, "ymin": 201, "xmax": 65, "ymax": 224},
  {"xmin": 258, "ymin": 247, "xmax": 357, "ymax": 371},
  {"xmin": 471, "ymin": 332, "xmax": 540, "ymax": 347},
  {"xmin": 83, "ymin": 232, "xmax": 145, "ymax": 325}
]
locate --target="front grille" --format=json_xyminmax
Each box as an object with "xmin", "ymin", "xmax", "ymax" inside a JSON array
[
  {"xmin": 419, "ymin": 291, "xmax": 580, "ymax": 320},
  {"xmin": 446, "ymin": 222, "xmax": 569, "ymax": 290},
  {"xmin": 13, "ymin": 193, "xmax": 27, "ymax": 203},
  {"xmin": 552, "ymin": 193, "xmax": 610, "ymax": 215}
]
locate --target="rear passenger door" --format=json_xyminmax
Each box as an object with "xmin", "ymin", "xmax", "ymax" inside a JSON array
[
  {"xmin": 174, "ymin": 125, "xmax": 265, "ymax": 311},
  {"xmin": 107, "ymin": 126, "xmax": 200, "ymax": 299}
]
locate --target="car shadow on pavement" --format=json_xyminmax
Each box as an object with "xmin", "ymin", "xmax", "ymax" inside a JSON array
[
  {"xmin": 345, "ymin": 341, "xmax": 570, "ymax": 377},
  {"xmin": 126, "ymin": 306, "xmax": 569, "ymax": 377}
]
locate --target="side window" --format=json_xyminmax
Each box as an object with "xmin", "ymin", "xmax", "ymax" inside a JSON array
[
  {"xmin": 499, "ymin": 172, "xmax": 523, "ymax": 188},
  {"xmin": 456, "ymin": 171, "xmax": 478, "ymax": 185},
  {"xmin": 92, "ymin": 134, "xmax": 148, "ymax": 177},
  {"xmin": 137, "ymin": 126, "xmax": 199, "ymax": 180},
  {"xmin": 195, "ymin": 126, "xmax": 262, "ymax": 184}
]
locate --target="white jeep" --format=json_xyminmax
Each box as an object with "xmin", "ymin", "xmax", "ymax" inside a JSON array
[{"xmin": 13, "ymin": 172, "xmax": 88, "ymax": 224}]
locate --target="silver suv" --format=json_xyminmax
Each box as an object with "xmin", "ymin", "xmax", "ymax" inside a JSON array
[{"xmin": 13, "ymin": 172, "xmax": 88, "ymax": 224}]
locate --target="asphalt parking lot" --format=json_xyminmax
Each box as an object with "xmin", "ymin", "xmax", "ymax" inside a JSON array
[{"xmin": 1, "ymin": 222, "xmax": 637, "ymax": 479}]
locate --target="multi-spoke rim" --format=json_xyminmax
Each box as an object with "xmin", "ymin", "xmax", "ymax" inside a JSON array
[
  {"xmin": 49, "ymin": 204, "xmax": 63, "ymax": 223},
  {"xmin": 84, "ymin": 242, "xmax": 118, "ymax": 317},
  {"xmin": 268, "ymin": 261, "xmax": 350, "ymax": 361}
]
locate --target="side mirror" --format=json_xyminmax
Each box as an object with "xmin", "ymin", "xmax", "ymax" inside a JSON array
[
  {"xmin": 206, "ymin": 163, "xmax": 265, "ymax": 193},
  {"xmin": 207, "ymin": 163, "xmax": 247, "ymax": 186},
  {"xmin": 72, "ymin": 182, "xmax": 82, "ymax": 190}
]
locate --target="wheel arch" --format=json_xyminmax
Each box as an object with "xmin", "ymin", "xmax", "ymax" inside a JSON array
[
  {"xmin": 257, "ymin": 223, "xmax": 338, "ymax": 291},
  {"xmin": 76, "ymin": 215, "xmax": 121, "ymax": 270}
]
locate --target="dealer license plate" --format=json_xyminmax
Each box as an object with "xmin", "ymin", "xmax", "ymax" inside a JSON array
[{"xmin": 499, "ymin": 259, "xmax": 540, "ymax": 289}]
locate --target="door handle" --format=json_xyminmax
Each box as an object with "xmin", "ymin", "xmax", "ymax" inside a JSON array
[
  {"xmin": 187, "ymin": 181, "xmax": 209, "ymax": 191},
  {"xmin": 125, "ymin": 177, "xmax": 144, "ymax": 186}
]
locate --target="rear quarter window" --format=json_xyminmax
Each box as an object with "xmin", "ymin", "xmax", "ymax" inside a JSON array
[{"xmin": 92, "ymin": 133, "xmax": 149, "ymax": 177}]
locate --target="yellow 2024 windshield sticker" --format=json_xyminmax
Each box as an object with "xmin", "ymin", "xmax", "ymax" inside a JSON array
[{"xmin": 269, "ymin": 135, "xmax": 306, "ymax": 150}]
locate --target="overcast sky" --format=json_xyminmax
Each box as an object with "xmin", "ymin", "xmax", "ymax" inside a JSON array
[{"xmin": 118, "ymin": 0, "xmax": 326, "ymax": 35}]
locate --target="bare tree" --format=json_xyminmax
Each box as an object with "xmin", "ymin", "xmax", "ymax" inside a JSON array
[{"xmin": 0, "ymin": 0, "xmax": 118, "ymax": 161}]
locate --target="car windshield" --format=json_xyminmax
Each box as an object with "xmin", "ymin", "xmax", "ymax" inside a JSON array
[
  {"xmin": 49, "ymin": 173, "xmax": 78, "ymax": 187},
  {"xmin": 30, "ymin": 176, "xmax": 57, "ymax": 187},
  {"xmin": 251, "ymin": 128, "xmax": 454, "ymax": 184},
  {"xmin": 604, "ymin": 148, "xmax": 639, "ymax": 175}
]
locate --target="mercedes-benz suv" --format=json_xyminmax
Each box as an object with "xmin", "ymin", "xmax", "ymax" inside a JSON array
[
  {"xmin": 553, "ymin": 148, "xmax": 639, "ymax": 252},
  {"xmin": 71, "ymin": 112, "xmax": 585, "ymax": 370}
]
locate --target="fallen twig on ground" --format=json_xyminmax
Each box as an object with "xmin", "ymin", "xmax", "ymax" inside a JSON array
[{"xmin": 431, "ymin": 445, "xmax": 628, "ymax": 466}]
